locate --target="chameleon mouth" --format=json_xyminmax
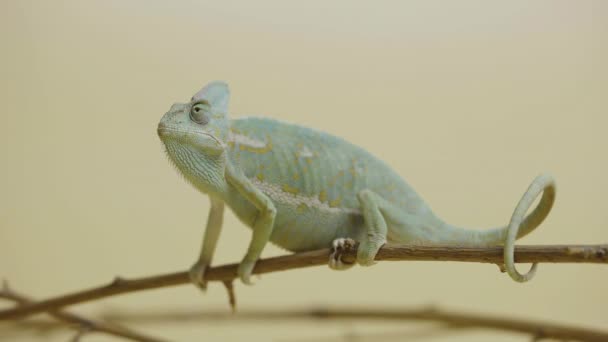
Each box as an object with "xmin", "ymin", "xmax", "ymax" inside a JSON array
[
  {"xmin": 157, "ymin": 122, "xmax": 180, "ymax": 137},
  {"xmin": 157, "ymin": 123, "xmax": 226, "ymax": 148}
]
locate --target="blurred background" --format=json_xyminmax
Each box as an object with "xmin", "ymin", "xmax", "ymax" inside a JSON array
[{"xmin": 1, "ymin": 0, "xmax": 606, "ymax": 341}]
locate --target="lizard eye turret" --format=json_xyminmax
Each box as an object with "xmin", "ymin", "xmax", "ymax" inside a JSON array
[{"xmin": 190, "ymin": 102, "xmax": 210, "ymax": 125}]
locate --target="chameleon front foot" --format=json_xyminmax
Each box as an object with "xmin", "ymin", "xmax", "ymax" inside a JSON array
[
  {"xmin": 189, "ymin": 261, "xmax": 209, "ymax": 291},
  {"xmin": 237, "ymin": 259, "xmax": 256, "ymax": 285},
  {"xmin": 328, "ymin": 238, "xmax": 356, "ymax": 271}
]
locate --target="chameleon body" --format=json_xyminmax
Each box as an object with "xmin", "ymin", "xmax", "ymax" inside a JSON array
[{"xmin": 157, "ymin": 81, "xmax": 556, "ymax": 287}]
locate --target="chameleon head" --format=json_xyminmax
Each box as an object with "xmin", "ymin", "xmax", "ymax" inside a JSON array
[{"xmin": 157, "ymin": 81, "xmax": 231, "ymax": 192}]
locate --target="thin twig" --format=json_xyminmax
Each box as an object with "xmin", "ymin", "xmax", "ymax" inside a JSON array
[
  {"xmin": 8, "ymin": 317, "xmax": 460, "ymax": 341},
  {"xmin": 11, "ymin": 305, "xmax": 607, "ymax": 342},
  {"xmin": 0, "ymin": 243, "xmax": 606, "ymax": 321},
  {"xmin": 0, "ymin": 281, "xmax": 166, "ymax": 342},
  {"xmin": 97, "ymin": 306, "xmax": 608, "ymax": 342}
]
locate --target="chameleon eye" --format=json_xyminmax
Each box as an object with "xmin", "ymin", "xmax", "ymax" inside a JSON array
[{"xmin": 190, "ymin": 103, "xmax": 210, "ymax": 125}]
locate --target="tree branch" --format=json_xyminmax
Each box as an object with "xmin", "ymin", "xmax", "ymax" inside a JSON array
[
  {"xmin": 7, "ymin": 305, "xmax": 608, "ymax": 342},
  {"xmin": 0, "ymin": 281, "xmax": 166, "ymax": 342},
  {"xmin": 97, "ymin": 306, "xmax": 608, "ymax": 342},
  {"xmin": 1, "ymin": 244, "xmax": 606, "ymax": 321}
]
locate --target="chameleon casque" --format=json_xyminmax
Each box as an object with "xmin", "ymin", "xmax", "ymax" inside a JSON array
[{"xmin": 157, "ymin": 81, "xmax": 556, "ymax": 288}]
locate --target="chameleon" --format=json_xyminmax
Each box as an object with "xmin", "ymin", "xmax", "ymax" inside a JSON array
[{"xmin": 157, "ymin": 81, "xmax": 556, "ymax": 289}]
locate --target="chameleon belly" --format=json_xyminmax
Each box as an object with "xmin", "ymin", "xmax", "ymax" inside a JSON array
[{"xmin": 224, "ymin": 117, "xmax": 425, "ymax": 251}]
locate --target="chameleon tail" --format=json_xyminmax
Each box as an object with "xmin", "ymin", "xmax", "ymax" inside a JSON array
[
  {"xmin": 462, "ymin": 173, "xmax": 556, "ymax": 282},
  {"xmin": 501, "ymin": 173, "xmax": 556, "ymax": 282},
  {"xmin": 437, "ymin": 174, "xmax": 555, "ymax": 282}
]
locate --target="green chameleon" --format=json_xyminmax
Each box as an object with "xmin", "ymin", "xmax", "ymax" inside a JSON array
[{"xmin": 157, "ymin": 81, "xmax": 556, "ymax": 288}]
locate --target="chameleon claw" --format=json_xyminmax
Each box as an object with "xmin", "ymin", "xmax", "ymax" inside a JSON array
[
  {"xmin": 356, "ymin": 237, "xmax": 385, "ymax": 267},
  {"xmin": 237, "ymin": 259, "xmax": 256, "ymax": 285},
  {"xmin": 328, "ymin": 238, "xmax": 356, "ymax": 271},
  {"xmin": 189, "ymin": 261, "xmax": 209, "ymax": 292}
]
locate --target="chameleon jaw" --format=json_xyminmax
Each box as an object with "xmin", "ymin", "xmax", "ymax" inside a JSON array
[{"xmin": 157, "ymin": 123, "xmax": 226, "ymax": 152}]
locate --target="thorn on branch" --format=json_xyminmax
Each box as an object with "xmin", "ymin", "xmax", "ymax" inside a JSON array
[
  {"xmin": 111, "ymin": 277, "xmax": 127, "ymax": 286},
  {"xmin": 222, "ymin": 280, "xmax": 236, "ymax": 313},
  {"xmin": 531, "ymin": 331, "xmax": 545, "ymax": 341},
  {"xmin": 70, "ymin": 326, "xmax": 91, "ymax": 342}
]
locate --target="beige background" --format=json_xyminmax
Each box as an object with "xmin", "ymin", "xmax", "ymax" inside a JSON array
[{"xmin": 1, "ymin": 1, "xmax": 607, "ymax": 341}]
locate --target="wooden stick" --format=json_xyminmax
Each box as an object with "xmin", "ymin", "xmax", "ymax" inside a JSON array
[
  {"xmin": 99, "ymin": 306, "xmax": 608, "ymax": 342},
  {"xmin": 1, "ymin": 244, "xmax": 606, "ymax": 321}
]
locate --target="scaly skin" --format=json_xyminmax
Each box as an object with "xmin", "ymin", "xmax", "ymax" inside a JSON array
[{"xmin": 157, "ymin": 81, "xmax": 556, "ymax": 287}]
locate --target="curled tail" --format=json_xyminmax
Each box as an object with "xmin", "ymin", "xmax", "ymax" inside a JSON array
[
  {"xmin": 444, "ymin": 174, "xmax": 556, "ymax": 282},
  {"xmin": 503, "ymin": 173, "xmax": 556, "ymax": 282}
]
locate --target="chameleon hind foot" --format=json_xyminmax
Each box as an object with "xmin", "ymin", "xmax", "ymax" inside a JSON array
[
  {"xmin": 237, "ymin": 258, "xmax": 256, "ymax": 285},
  {"xmin": 189, "ymin": 261, "xmax": 209, "ymax": 291},
  {"xmin": 328, "ymin": 237, "xmax": 356, "ymax": 270},
  {"xmin": 356, "ymin": 189, "xmax": 389, "ymax": 266}
]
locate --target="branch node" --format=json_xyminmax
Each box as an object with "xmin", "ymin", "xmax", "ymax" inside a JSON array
[
  {"xmin": 422, "ymin": 304, "xmax": 439, "ymax": 315},
  {"xmin": 531, "ymin": 330, "xmax": 546, "ymax": 341},
  {"xmin": 70, "ymin": 327, "xmax": 90, "ymax": 342},
  {"xmin": 311, "ymin": 307, "xmax": 330, "ymax": 318},
  {"xmin": 596, "ymin": 247, "xmax": 607, "ymax": 259},
  {"xmin": 111, "ymin": 277, "xmax": 127, "ymax": 286}
]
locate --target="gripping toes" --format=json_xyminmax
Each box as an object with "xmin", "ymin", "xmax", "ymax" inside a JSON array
[
  {"xmin": 329, "ymin": 237, "xmax": 356, "ymax": 270},
  {"xmin": 356, "ymin": 234, "xmax": 386, "ymax": 266},
  {"xmin": 356, "ymin": 189, "xmax": 389, "ymax": 267},
  {"xmin": 189, "ymin": 261, "xmax": 209, "ymax": 291},
  {"xmin": 237, "ymin": 259, "xmax": 256, "ymax": 285}
]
